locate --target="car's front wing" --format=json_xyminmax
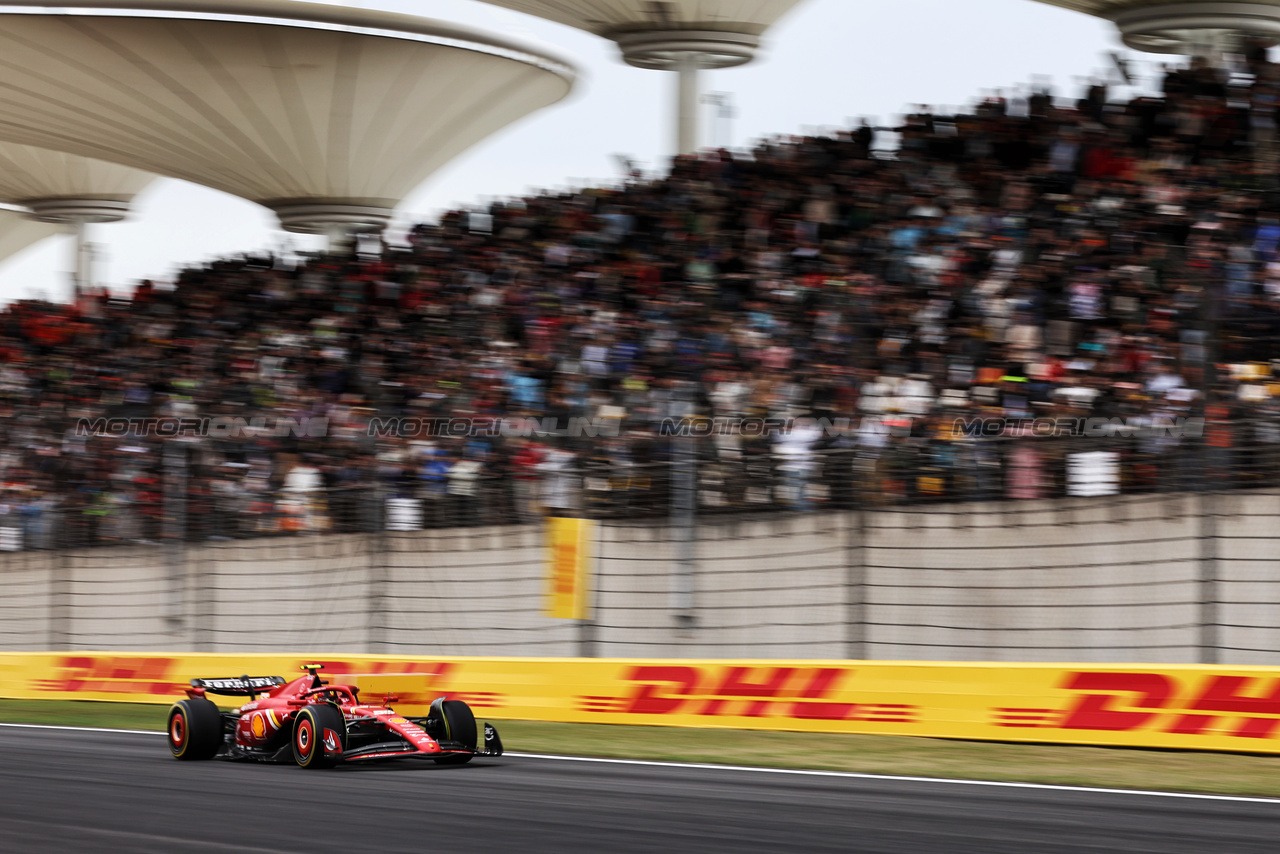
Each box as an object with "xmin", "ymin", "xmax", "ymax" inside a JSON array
[{"xmin": 341, "ymin": 722, "xmax": 504, "ymax": 762}]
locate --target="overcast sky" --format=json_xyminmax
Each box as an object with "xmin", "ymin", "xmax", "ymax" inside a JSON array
[{"xmin": 0, "ymin": 0, "xmax": 1162, "ymax": 304}]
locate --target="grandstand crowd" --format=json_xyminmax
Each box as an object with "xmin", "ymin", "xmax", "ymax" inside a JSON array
[{"xmin": 4, "ymin": 55, "xmax": 1280, "ymax": 544}]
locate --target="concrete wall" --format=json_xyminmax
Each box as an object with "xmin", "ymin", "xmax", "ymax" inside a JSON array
[
  {"xmin": 1212, "ymin": 491, "xmax": 1280, "ymax": 666},
  {"xmin": 0, "ymin": 549, "xmax": 51, "ymax": 651},
  {"xmin": 65, "ymin": 544, "xmax": 178, "ymax": 650},
  {"xmin": 382, "ymin": 525, "xmax": 576, "ymax": 657},
  {"xmin": 595, "ymin": 512, "xmax": 847, "ymax": 658},
  {"xmin": 1, "ymin": 491, "xmax": 1275, "ymax": 663},
  {"xmin": 201, "ymin": 534, "xmax": 371, "ymax": 652},
  {"xmin": 865, "ymin": 493, "xmax": 1202, "ymax": 663}
]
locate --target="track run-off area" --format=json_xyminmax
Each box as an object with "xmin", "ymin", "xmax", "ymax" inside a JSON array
[{"xmin": 0, "ymin": 725, "xmax": 1277, "ymax": 853}]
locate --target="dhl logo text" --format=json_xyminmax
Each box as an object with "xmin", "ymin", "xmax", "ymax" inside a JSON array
[
  {"xmin": 581, "ymin": 665, "xmax": 916, "ymax": 722},
  {"xmin": 32, "ymin": 656, "xmax": 455, "ymax": 700},
  {"xmin": 35, "ymin": 656, "xmax": 184, "ymax": 696},
  {"xmin": 1055, "ymin": 671, "xmax": 1280, "ymax": 739}
]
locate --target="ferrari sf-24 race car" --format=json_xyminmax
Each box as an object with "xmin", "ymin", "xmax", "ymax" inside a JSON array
[{"xmin": 167, "ymin": 664, "xmax": 503, "ymax": 768}]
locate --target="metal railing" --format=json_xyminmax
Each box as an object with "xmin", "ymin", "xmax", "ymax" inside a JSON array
[{"xmin": 1, "ymin": 416, "xmax": 1276, "ymax": 550}]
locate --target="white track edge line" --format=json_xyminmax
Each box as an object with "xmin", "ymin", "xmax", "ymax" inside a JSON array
[
  {"xmin": 1, "ymin": 722, "xmax": 1275, "ymax": 805},
  {"xmin": 505, "ymin": 752, "xmax": 1280, "ymax": 805},
  {"xmin": 0, "ymin": 721, "xmax": 164, "ymax": 736}
]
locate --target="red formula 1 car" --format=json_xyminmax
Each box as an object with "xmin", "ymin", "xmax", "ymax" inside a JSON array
[{"xmin": 166, "ymin": 664, "xmax": 503, "ymax": 768}]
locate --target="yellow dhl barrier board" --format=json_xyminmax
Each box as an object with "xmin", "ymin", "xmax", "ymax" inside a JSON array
[{"xmin": 5, "ymin": 653, "xmax": 1280, "ymax": 754}]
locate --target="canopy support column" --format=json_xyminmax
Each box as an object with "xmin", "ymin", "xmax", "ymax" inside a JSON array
[
  {"xmin": 72, "ymin": 219, "xmax": 91, "ymax": 301},
  {"xmin": 675, "ymin": 53, "xmax": 701, "ymax": 156}
]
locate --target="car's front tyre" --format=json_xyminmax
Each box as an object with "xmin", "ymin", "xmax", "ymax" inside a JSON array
[
  {"xmin": 431, "ymin": 698, "xmax": 477, "ymax": 765},
  {"xmin": 293, "ymin": 704, "xmax": 346, "ymax": 769}
]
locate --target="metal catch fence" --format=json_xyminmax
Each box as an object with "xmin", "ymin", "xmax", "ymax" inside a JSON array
[
  {"xmin": 6, "ymin": 416, "xmax": 1280, "ymax": 551},
  {"xmin": 2, "ymin": 485, "xmax": 1278, "ymax": 665}
]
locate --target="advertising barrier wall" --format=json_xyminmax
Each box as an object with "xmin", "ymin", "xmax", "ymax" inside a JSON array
[{"xmin": 5, "ymin": 653, "xmax": 1280, "ymax": 754}]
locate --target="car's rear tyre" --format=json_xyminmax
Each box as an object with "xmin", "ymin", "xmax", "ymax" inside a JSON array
[
  {"xmin": 168, "ymin": 698, "xmax": 222, "ymax": 760},
  {"xmin": 293, "ymin": 704, "xmax": 346, "ymax": 769}
]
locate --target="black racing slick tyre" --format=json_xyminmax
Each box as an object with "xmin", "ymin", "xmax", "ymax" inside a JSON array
[
  {"xmin": 293, "ymin": 704, "xmax": 346, "ymax": 769},
  {"xmin": 432, "ymin": 699, "xmax": 477, "ymax": 765},
  {"xmin": 168, "ymin": 698, "xmax": 222, "ymax": 760}
]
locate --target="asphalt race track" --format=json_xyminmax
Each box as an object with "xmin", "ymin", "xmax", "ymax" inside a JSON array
[{"xmin": 1, "ymin": 726, "xmax": 1278, "ymax": 853}]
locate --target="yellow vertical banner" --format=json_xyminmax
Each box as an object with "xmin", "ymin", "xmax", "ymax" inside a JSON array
[{"xmin": 546, "ymin": 517, "xmax": 593, "ymax": 619}]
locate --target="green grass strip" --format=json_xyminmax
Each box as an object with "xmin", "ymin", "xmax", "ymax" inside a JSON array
[{"xmin": 3, "ymin": 699, "xmax": 1279, "ymax": 797}]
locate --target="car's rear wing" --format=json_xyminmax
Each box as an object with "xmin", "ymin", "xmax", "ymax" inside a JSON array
[{"xmin": 190, "ymin": 676, "xmax": 286, "ymax": 697}]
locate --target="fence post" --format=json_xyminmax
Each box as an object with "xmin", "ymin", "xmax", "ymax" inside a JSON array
[
  {"xmin": 671, "ymin": 382, "xmax": 697, "ymax": 631},
  {"xmin": 846, "ymin": 500, "xmax": 867, "ymax": 661},
  {"xmin": 190, "ymin": 548, "xmax": 210, "ymax": 652},
  {"xmin": 579, "ymin": 519, "xmax": 599, "ymax": 658},
  {"xmin": 163, "ymin": 441, "xmax": 187, "ymax": 633},
  {"xmin": 367, "ymin": 484, "xmax": 387, "ymax": 654},
  {"xmin": 1199, "ymin": 487, "xmax": 1219, "ymax": 664},
  {"xmin": 48, "ymin": 535, "xmax": 69, "ymax": 650},
  {"xmin": 1197, "ymin": 270, "xmax": 1219, "ymax": 666}
]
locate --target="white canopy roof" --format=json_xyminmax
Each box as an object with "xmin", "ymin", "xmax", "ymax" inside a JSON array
[
  {"xmin": 474, "ymin": 0, "xmax": 807, "ymax": 67},
  {"xmin": 1038, "ymin": 0, "xmax": 1272, "ymax": 15},
  {"xmin": 0, "ymin": 211, "xmax": 69, "ymax": 267},
  {"xmin": 473, "ymin": 0, "xmax": 804, "ymax": 36},
  {"xmin": 1036, "ymin": 1, "xmax": 1280, "ymax": 52},
  {"xmin": 0, "ymin": 144, "xmax": 154, "ymax": 223},
  {"xmin": 0, "ymin": 1, "xmax": 576, "ymax": 232}
]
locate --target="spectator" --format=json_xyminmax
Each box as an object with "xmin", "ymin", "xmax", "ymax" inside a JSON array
[{"xmin": 2, "ymin": 55, "xmax": 1278, "ymax": 545}]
